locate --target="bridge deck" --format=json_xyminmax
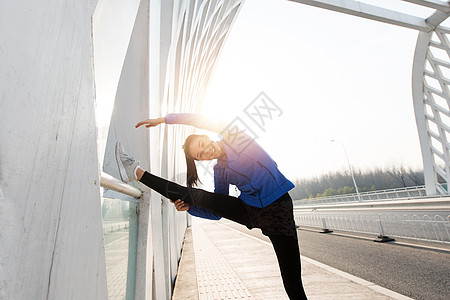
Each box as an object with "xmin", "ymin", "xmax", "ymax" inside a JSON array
[{"xmin": 172, "ymin": 219, "xmax": 412, "ymax": 300}]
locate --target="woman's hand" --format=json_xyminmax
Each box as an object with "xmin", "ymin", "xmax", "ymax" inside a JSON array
[
  {"xmin": 170, "ymin": 199, "xmax": 190, "ymax": 211},
  {"xmin": 135, "ymin": 117, "xmax": 165, "ymax": 128}
]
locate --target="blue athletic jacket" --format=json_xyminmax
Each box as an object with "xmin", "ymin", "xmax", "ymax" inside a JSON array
[{"xmin": 165, "ymin": 113, "xmax": 295, "ymax": 220}]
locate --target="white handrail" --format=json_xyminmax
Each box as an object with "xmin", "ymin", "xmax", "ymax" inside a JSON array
[{"xmin": 100, "ymin": 171, "xmax": 142, "ymax": 198}]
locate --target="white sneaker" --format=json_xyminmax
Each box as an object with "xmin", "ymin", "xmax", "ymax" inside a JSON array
[{"xmin": 115, "ymin": 142, "xmax": 140, "ymax": 182}]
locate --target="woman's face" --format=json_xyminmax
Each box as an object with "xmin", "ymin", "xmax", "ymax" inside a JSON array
[{"xmin": 188, "ymin": 135, "xmax": 222, "ymax": 161}]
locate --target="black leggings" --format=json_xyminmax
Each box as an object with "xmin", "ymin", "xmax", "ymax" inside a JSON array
[{"xmin": 140, "ymin": 171, "xmax": 307, "ymax": 299}]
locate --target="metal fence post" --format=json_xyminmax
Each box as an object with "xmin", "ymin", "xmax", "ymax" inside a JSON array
[
  {"xmin": 126, "ymin": 201, "xmax": 139, "ymax": 300},
  {"xmin": 320, "ymin": 218, "xmax": 333, "ymax": 233},
  {"xmin": 374, "ymin": 219, "xmax": 395, "ymax": 242}
]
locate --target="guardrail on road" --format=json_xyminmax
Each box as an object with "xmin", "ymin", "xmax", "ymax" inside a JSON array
[
  {"xmin": 294, "ymin": 198, "xmax": 450, "ymax": 243},
  {"xmin": 102, "ymin": 221, "xmax": 129, "ymax": 235},
  {"xmin": 294, "ymin": 185, "xmax": 430, "ymax": 206},
  {"xmin": 294, "ymin": 197, "xmax": 450, "ymax": 211}
]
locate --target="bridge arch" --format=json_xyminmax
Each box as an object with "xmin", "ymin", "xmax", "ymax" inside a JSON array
[{"xmin": 291, "ymin": 0, "xmax": 450, "ymax": 195}]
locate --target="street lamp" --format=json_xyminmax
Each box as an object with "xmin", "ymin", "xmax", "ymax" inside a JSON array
[{"xmin": 331, "ymin": 139, "xmax": 362, "ymax": 202}]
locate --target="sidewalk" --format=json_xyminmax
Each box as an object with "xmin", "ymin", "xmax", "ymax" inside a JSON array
[
  {"xmin": 104, "ymin": 230, "xmax": 129, "ymax": 300},
  {"xmin": 172, "ymin": 219, "xmax": 412, "ymax": 300}
]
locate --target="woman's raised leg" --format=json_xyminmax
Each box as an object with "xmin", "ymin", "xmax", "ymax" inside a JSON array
[
  {"xmin": 139, "ymin": 171, "xmax": 251, "ymax": 227},
  {"xmin": 115, "ymin": 142, "xmax": 250, "ymax": 226}
]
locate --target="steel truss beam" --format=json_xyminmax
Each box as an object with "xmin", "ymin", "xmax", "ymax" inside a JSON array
[
  {"xmin": 288, "ymin": 0, "xmax": 450, "ymax": 32},
  {"xmin": 402, "ymin": 0, "xmax": 450, "ymax": 12}
]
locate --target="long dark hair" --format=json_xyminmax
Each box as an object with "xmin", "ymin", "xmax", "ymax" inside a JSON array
[{"xmin": 183, "ymin": 134, "xmax": 202, "ymax": 187}]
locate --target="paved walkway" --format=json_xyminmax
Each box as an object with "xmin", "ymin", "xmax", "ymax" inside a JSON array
[
  {"xmin": 172, "ymin": 219, "xmax": 413, "ymax": 300},
  {"xmin": 104, "ymin": 230, "xmax": 129, "ymax": 300}
]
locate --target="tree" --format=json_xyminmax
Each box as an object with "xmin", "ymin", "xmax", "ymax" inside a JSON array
[{"xmin": 291, "ymin": 166, "xmax": 424, "ymax": 199}]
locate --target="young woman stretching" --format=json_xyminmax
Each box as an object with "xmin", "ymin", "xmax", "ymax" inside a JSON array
[{"xmin": 115, "ymin": 113, "xmax": 308, "ymax": 300}]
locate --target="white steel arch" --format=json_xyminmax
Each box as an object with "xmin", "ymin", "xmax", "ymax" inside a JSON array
[
  {"xmin": 290, "ymin": 0, "xmax": 450, "ymax": 195},
  {"xmin": 412, "ymin": 27, "xmax": 450, "ymax": 194}
]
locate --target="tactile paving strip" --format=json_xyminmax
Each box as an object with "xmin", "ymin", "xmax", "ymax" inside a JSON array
[{"xmin": 193, "ymin": 225, "xmax": 255, "ymax": 300}]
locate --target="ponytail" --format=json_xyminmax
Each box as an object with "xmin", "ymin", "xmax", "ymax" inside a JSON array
[{"xmin": 183, "ymin": 134, "xmax": 202, "ymax": 187}]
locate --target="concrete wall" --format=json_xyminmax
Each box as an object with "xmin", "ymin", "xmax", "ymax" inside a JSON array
[
  {"xmin": 93, "ymin": 0, "xmax": 142, "ymax": 165},
  {"xmin": 0, "ymin": 1, "xmax": 107, "ymax": 299},
  {"xmin": 0, "ymin": 0, "xmax": 243, "ymax": 299}
]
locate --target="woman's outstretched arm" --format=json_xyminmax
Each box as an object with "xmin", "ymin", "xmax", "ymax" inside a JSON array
[
  {"xmin": 135, "ymin": 117, "xmax": 165, "ymax": 128},
  {"xmin": 136, "ymin": 113, "xmax": 228, "ymax": 134}
]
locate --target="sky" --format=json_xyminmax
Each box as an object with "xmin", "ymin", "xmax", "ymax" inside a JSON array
[{"xmin": 200, "ymin": 0, "xmax": 433, "ymax": 181}]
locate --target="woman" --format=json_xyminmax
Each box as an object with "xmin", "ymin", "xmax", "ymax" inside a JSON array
[{"xmin": 116, "ymin": 113, "xmax": 307, "ymax": 300}]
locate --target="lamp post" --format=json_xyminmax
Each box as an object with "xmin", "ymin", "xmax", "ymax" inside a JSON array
[{"xmin": 331, "ymin": 139, "xmax": 362, "ymax": 202}]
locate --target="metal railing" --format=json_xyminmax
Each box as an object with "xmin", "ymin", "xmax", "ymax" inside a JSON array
[
  {"xmin": 102, "ymin": 220, "xmax": 129, "ymax": 234},
  {"xmin": 293, "ymin": 197, "xmax": 450, "ymax": 211},
  {"xmin": 294, "ymin": 185, "xmax": 429, "ymax": 206},
  {"xmin": 100, "ymin": 172, "xmax": 142, "ymax": 198},
  {"xmin": 294, "ymin": 211, "xmax": 450, "ymax": 243},
  {"xmin": 100, "ymin": 172, "xmax": 140, "ymax": 300}
]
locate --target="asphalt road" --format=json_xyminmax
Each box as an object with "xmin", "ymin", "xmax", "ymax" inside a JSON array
[{"xmin": 223, "ymin": 222, "xmax": 450, "ymax": 300}]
